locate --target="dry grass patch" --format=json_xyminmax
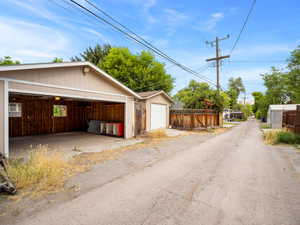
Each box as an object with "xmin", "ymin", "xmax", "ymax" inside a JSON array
[
  {"xmin": 3, "ymin": 130, "xmax": 179, "ymax": 199},
  {"xmin": 7, "ymin": 145, "xmax": 86, "ymax": 197},
  {"xmin": 190, "ymin": 127, "xmax": 230, "ymax": 135},
  {"xmin": 211, "ymin": 127, "xmax": 229, "ymax": 134},
  {"xmin": 146, "ymin": 129, "xmax": 168, "ymax": 139},
  {"xmin": 263, "ymin": 129, "xmax": 281, "ymax": 144}
]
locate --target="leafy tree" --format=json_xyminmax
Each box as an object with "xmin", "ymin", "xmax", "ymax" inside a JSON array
[
  {"xmin": 261, "ymin": 67, "xmax": 289, "ymax": 104},
  {"xmin": 240, "ymin": 103, "xmax": 252, "ymax": 119},
  {"xmin": 101, "ymin": 47, "xmax": 174, "ymax": 93},
  {"xmin": 287, "ymin": 45, "xmax": 300, "ymax": 68},
  {"xmin": 251, "ymin": 91, "xmax": 271, "ymax": 120},
  {"xmin": 174, "ymin": 80, "xmax": 229, "ymax": 111},
  {"xmin": 226, "ymin": 77, "xmax": 245, "ymax": 109},
  {"xmin": 286, "ymin": 45, "xmax": 300, "ymax": 102},
  {"xmin": 52, "ymin": 57, "xmax": 63, "ymax": 63},
  {"xmin": 227, "ymin": 88, "xmax": 238, "ymax": 109},
  {"xmin": 0, "ymin": 56, "xmax": 20, "ymax": 65},
  {"xmin": 286, "ymin": 68, "xmax": 300, "ymax": 102},
  {"xmin": 228, "ymin": 77, "xmax": 245, "ymax": 97},
  {"xmin": 232, "ymin": 103, "xmax": 252, "ymax": 119},
  {"xmin": 71, "ymin": 44, "xmax": 111, "ymax": 66},
  {"xmin": 251, "ymin": 91, "xmax": 263, "ymax": 114}
]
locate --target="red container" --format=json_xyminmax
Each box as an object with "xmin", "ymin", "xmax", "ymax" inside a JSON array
[{"xmin": 116, "ymin": 123, "xmax": 124, "ymax": 137}]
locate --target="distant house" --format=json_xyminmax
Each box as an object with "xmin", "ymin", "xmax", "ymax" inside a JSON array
[
  {"xmin": 267, "ymin": 104, "xmax": 299, "ymax": 128},
  {"xmin": 223, "ymin": 109, "xmax": 244, "ymax": 121}
]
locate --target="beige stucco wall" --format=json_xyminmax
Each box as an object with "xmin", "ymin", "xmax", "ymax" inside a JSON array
[{"xmin": 144, "ymin": 94, "xmax": 171, "ymax": 131}]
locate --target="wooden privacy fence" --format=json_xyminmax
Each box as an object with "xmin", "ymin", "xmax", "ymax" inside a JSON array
[
  {"xmin": 282, "ymin": 105, "xmax": 300, "ymax": 134},
  {"xmin": 170, "ymin": 109, "xmax": 220, "ymax": 129}
]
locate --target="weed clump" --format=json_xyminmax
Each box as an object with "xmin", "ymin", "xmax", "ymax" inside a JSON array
[
  {"xmin": 7, "ymin": 146, "xmax": 85, "ymax": 196},
  {"xmin": 263, "ymin": 130, "xmax": 281, "ymax": 144},
  {"xmin": 147, "ymin": 129, "xmax": 168, "ymax": 139},
  {"xmin": 277, "ymin": 131, "xmax": 300, "ymax": 144},
  {"xmin": 260, "ymin": 123, "xmax": 271, "ymax": 129},
  {"xmin": 263, "ymin": 129, "xmax": 300, "ymax": 145}
]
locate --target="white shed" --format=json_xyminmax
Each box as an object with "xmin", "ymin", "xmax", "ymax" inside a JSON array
[{"xmin": 267, "ymin": 104, "xmax": 299, "ymax": 128}]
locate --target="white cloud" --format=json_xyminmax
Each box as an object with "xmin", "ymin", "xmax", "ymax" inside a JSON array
[
  {"xmin": 7, "ymin": 0, "xmax": 62, "ymax": 23},
  {"xmin": 0, "ymin": 17, "xmax": 71, "ymax": 62},
  {"xmin": 197, "ymin": 12, "xmax": 224, "ymax": 31},
  {"xmin": 212, "ymin": 12, "xmax": 224, "ymax": 19},
  {"xmin": 6, "ymin": 0, "xmax": 94, "ymax": 29},
  {"xmin": 164, "ymin": 9, "xmax": 188, "ymax": 24},
  {"xmin": 82, "ymin": 28, "xmax": 111, "ymax": 44},
  {"xmin": 163, "ymin": 9, "xmax": 188, "ymax": 36},
  {"xmin": 144, "ymin": 0, "xmax": 156, "ymax": 9}
]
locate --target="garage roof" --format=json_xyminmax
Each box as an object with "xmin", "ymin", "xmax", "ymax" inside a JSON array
[
  {"xmin": 138, "ymin": 90, "xmax": 173, "ymax": 102},
  {"xmin": 269, "ymin": 104, "xmax": 299, "ymax": 111},
  {"xmin": 0, "ymin": 61, "xmax": 141, "ymax": 99}
]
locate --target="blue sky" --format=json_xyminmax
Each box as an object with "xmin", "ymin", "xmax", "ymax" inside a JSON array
[{"xmin": 1, "ymin": 0, "xmax": 300, "ymax": 102}]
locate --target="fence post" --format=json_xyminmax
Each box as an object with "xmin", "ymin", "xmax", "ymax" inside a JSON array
[
  {"xmin": 282, "ymin": 111, "xmax": 286, "ymax": 128},
  {"xmin": 205, "ymin": 110, "xmax": 208, "ymax": 128},
  {"xmin": 219, "ymin": 111, "xmax": 223, "ymax": 127},
  {"xmin": 296, "ymin": 105, "xmax": 300, "ymax": 134},
  {"xmin": 191, "ymin": 113, "xmax": 195, "ymax": 129}
]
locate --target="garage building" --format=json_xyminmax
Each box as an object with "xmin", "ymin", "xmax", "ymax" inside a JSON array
[
  {"xmin": 138, "ymin": 91, "xmax": 173, "ymax": 131},
  {"xmin": 267, "ymin": 104, "xmax": 299, "ymax": 128},
  {"xmin": 0, "ymin": 62, "xmax": 142, "ymax": 155},
  {"xmin": 0, "ymin": 62, "xmax": 172, "ymax": 158}
]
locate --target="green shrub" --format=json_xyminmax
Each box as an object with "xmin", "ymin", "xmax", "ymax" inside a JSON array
[
  {"xmin": 277, "ymin": 131, "xmax": 300, "ymax": 144},
  {"xmin": 260, "ymin": 123, "xmax": 271, "ymax": 129},
  {"xmin": 256, "ymin": 110, "xmax": 262, "ymax": 119}
]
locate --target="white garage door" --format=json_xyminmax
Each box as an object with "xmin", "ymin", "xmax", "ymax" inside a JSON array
[{"xmin": 150, "ymin": 104, "xmax": 167, "ymax": 130}]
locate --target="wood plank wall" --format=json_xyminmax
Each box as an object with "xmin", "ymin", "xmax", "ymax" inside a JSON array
[
  {"xmin": 9, "ymin": 95, "xmax": 124, "ymax": 137},
  {"xmin": 282, "ymin": 106, "xmax": 300, "ymax": 134},
  {"xmin": 170, "ymin": 109, "xmax": 220, "ymax": 129}
]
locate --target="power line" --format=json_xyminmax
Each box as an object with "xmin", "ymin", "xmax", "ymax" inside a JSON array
[
  {"xmin": 230, "ymin": 0, "xmax": 257, "ymax": 55},
  {"xmin": 62, "ymin": 0, "xmax": 219, "ymax": 87},
  {"xmin": 82, "ymin": 0, "xmax": 215, "ymax": 80}
]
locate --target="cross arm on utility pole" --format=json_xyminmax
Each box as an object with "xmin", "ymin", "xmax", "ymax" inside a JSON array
[
  {"xmin": 206, "ymin": 55, "xmax": 230, "ymax": 62},
  {"xmin": 205, "ymin": 35, "xmax": 230, "ymax": 93}
]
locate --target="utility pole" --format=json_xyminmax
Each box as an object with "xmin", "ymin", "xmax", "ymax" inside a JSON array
[{"xmin": 206, "ymin": 35, "xmax": 231, "ymax": 93}]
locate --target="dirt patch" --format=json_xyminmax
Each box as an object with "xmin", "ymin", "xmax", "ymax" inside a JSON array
[{"xmin": 188, "ymin": 127, "xmax": 231, "ymax": 135}]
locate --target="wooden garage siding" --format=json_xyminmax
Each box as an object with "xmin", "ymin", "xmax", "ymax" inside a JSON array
[{"xmin": 9, "ymin": 95, "xmax": 124, "ymax": 137}]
